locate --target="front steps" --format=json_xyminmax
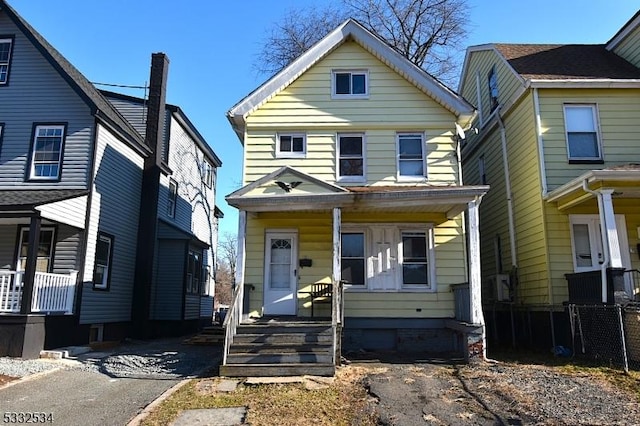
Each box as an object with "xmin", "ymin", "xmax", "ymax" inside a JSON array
[{"xmin": 220, "ymin": 319, "xmax": 335, "ymax": 377}]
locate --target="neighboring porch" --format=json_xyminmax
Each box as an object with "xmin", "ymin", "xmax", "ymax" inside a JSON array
[{"xmin": 0, "ymin": 269, "xmax": 78, "ymax": 314}]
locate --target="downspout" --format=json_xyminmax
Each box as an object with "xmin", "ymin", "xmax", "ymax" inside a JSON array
[
  {"xmin": 497, "ymin": 113, "xmax": 517, "ymax": 270},
  {"xmin": 455, "ymin": 131, "xmax": 468, "ymax": 280},
  {"xmin": 582, "ymin": 180, "xmax": 610, "ymax": 303}
]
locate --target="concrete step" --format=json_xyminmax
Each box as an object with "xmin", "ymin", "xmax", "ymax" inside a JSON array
[
  {"xmin": 226, "ymin": 352, "xmax": 333, "ymax": 364},
  {"xmin": 232, "ymin": 333, "xmax": 333, "ymax": 345},
  {"xmin": 220, "ymin": 363, "xmax": 335, "ymax": 377},
  {"xmin": 236, "ymin": 325, "xmax": 332, "ymax": 335},
  {"xmin": 229, "ymin": 343, "xmax": 333, "ymax": 354}
]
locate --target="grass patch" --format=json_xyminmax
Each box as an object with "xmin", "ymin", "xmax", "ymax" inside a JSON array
[{"xmin": 141, "ymin": 366, "xmax": 377, "ymax": 426}]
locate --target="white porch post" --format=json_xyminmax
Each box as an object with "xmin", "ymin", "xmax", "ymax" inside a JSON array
[
  {"xmin": 236, "ymin": 210, "xmax": 247, "ymax": 319},
  {"xmin": 598, "ymin": 189, "xmax": 622, "ymax": 268},
  {"xmin": 468, "ymin": 199, "xmax": 485, "ymax": 326},
  {"xmin": 332, "ymin": 208, "xmax": 342, "ymax": 285}
]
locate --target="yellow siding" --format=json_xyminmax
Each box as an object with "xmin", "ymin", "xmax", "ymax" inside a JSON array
[
  {"xmin": 459, "ymin": 49, "xmax": 523, "ymax": 123},
  {"xmin": 243, "ymin": 211, "xmax": 466, "ymax": 319},
  {"xmin": 243, "ymin": 40, "xmax": 459, "ymax": 187},
  {"xmin": 538, "ymin": 88, "xmax": 640, "ymax": 191},
  {"xmin": 612, "ymin": 25, "xmax": 640, "ymax": 68}
]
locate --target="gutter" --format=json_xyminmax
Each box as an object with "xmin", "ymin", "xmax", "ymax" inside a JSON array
[{"xmin": 582, "ymin": 179, "xmax": 610, "ymax": 303}]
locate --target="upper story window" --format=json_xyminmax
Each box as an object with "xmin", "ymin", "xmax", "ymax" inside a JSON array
[
  {"xmin": 332, "ymin": 70, "xmax": 368, "ymax": 98},
  {"xmin": 397, "ymin": 133, "xmax": 425, "ymax": 180},
  {"xmin": 337, "ymin": 133, "xmax": 365, "ymax": 181},
  {"xmin": 0, "ymin": 37, "xmax": 14, "ymax": 85},
  {"xmin": 168, "ymin": 179, "xmax": 177, "ymax": 218},
  {"xmin": 276, "ymin": 133, "xmax": 306, "ymax": 158},
  {"xmin": 29, "ymin": 124, "xmax": 65, "ymax": 181},
  {"xmin": 93, "ymin": 232, "xmax": 114, "ymax": 290},
  {"xmin": 487, "ymin": 65, "xmax": 499, "ymax": 112},
  {"xmin": 563, "ymin": 104, "xmax": 602, "ymax": 162},
  {"xmin": 478, "ymin": 155, "xmax": 487, "ymax": 185},
  {"xmin": 203, "ymin": 160, "xmax": 213, "ymax": 188}
]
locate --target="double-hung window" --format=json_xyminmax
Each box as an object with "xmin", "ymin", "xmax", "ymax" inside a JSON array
[
  {"xmin": 186, "ymin": 250, "xmax": 202, "ymax": 294},
  {"xmin": 168, "ymin": 179, "xmax": 177, "ymax": 218},
  {"xmin": 29, "ymin": 124, "xmax": 65, "ymax": 180},
  {"xmin": 332, "ymin": 70, "xmax": 368, "ymax": 98},
  {"xmin": 0, "ymin": 37, "xmax": 13, "ymax": 85},
  {"xmin": 340, "ymin": 232, "xmax": 365, "ymax": 287},
  {"xmin": 93, "ymin": 232, "xmax": 114, "ymax": 290},
  {"xmin": 487, "ymin": 65, "xmax": 499, "ymax": 112},
  {"xmin": 276, "ymin": 133, "xmax": 306, "ymax": 158},
  {"xmin": 400, "ymin": 231, "xmax": 431, "ymax": 288},
  {"xmin": 397, "ymin": 133, "xmax": 425, "ymax": 179},
  {"xmin": 203, "ymin": 160, "xmax": 213, "ymax": 188},
  {"xmin": 564, "ymin": 104, "xmax": 602, "ymax": 161},
  {"xmin": 337, "ymin": 133, "xmax": 364, "ymax": 181},
  {"xmin": 17, "ymin": 227, "xmax": 55, "ymax": 273}
]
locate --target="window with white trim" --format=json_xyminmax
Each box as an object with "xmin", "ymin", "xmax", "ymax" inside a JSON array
[
  {"xmin": 17, "ymin": 227, "xmax": 55, "ymax": 273},
  {"xmin": 168, "ymin": 179, "xmax": 177, "ymax": 218},
  {"xmin": 186, "ymin": 249, "xmax": 202, "ymax": 294},
  {"xmin": 93, "ymin": 232, "xmax": 113, "ymax": 290},
  {"xmin": 0, "ymin": 37, "xmax": 13, "ymax": 85},
  {"xmin": 276, "ymin": 133, "xmax": 306, "ymax": 158},
  {"xmin": 332, "ymin": 70, "xmax": 368, "ymax": 98},
  {"xmin": 564, "ymin": 104, "xmax": 602, "ymax": 161},
  {"xmin": 340, "ymin": 232, "xmax": 365, "ymax": 286},
  {"xmin": 397, "ymin": 133, "xmax": 425, "ymax": 179},
  {"xmin": 29, "ymin": 125, "xmax": 65, "ymax": 180},
  {"xmin": 400, "ymin": 231, "xmax": 430, "ymax": 288},
  {"xmin": 203, "ymin": 160, "xmax": 213, "ymax": 188},
  {"xmin": 488, "ymin": 65, "xmax": 499, "ymax": 112},
  {"xmin": 337, "ymin": 133, "xmax": 364, "ymax": 181}
]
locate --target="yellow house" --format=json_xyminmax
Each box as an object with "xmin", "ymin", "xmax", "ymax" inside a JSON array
[
  {"xmin": 222, "ymin": 19, "xmax": 488, "ymax": 376},
  {"xmin": 459, "ymin": 12, "xmax": 640, "ymax": 350}
]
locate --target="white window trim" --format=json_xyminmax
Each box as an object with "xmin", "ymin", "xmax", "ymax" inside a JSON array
[
  {"xmin": 331, "ymin": 69, "xmax": 369, "ymax": 99},
  {"xmin": 340, "ymin": 228, "xmax": 368, "ymax": 291},
  {"xmin": 336, "ymin": 132, "xmax": 366, "ymax": 183},
  {"xmin": 275, "ymin": 132, "xmax": 307, "ymax": 159},
  {"xmin": 563, "ymin": 103, "xmax": 603, "ymax": 161},
  {"xmin": 168, "ymin": 179, "xmax": 177, "ymax": 218},
  {"xmin": 398, "ymin": 226, "xmax": 436, "ymax": 292},
  {"xmin": 93, "ymin": 233, "xmax": 113, "ymax": 290},
  {"xmin": 396, "ymin": 132, "xmax": 427, "ymax": 182},
  {"xmin": 29, "ymin": 124, "xmax": 65, "ymax": 181},
  {"xmin": 488, "ymin": 65, "xmax": 499, "ymax": 112},
  {"xmin": 17, "ymin": 227, "xmax": 56, "ymax": 273},
  {"xmin": 203, "ymin": 160, "xmax": 213, "ymax": 188},
  {"xmin": 0, "ymin": 38, "xmax": 13, "ymax": 85}
]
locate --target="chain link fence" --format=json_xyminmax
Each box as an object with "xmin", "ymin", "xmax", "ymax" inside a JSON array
[{"xmin": 568, "ymin": 303, "xmax": 640, "ymax": 372}]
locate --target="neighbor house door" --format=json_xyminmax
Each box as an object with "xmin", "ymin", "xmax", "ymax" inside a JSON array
[{"xmin": 264, "ymin": 232, "xmax": 297, "ymax": 315}]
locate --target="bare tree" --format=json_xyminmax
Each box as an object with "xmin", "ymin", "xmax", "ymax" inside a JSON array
[
  {"xmin": 254, "ymin": 0, "xmax": 470, "ymax": 85},
  {"xmin": 214, "ymin": 261, "xmax": 233, "ymax": 305},
  {"xmin": 218, "ymin": 232, "xmax": 237, "ymax": 287}
]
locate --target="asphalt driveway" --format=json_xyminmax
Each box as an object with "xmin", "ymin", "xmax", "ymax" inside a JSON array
[{"xmin": 0, "ymin": 337, "xmax": 222, "ymax": 426}]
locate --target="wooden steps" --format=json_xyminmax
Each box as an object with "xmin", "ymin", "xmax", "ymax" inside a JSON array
[{"xmin": 183, "ymin": 326, "xmax": 225, "ymax": 345}]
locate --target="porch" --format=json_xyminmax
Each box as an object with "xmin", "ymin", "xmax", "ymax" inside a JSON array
[{"xmin": 0, "ymin": 270, "xmax": 78, "ymax": 314}]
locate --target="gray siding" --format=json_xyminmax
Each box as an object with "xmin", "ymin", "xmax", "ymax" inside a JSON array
[
  {"xmin": 51, "ymin": 224, "xmax": 82, "ymax": 273},
  {"xmin": 151, "ymin": 239, "xmax": 184, "ymax": 321},
  {"xmin": 0, "ymin": 225, "xmax": 17, "ymax": 270},
  {"xmin": 80, "ymin": 125, "xmax": 143, "ymax": 324},
  {"xmin": 0, "ymin": 13, "xmax": 93, "ymax": 190},
  {"xmin": 184, "ymin": 295, "xmax": 200, "ymax": 320}
]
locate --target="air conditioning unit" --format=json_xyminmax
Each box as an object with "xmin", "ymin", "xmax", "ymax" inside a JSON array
[{"xmin": 487, "ymin": 274, "xmax": 511, "ymax": 301}]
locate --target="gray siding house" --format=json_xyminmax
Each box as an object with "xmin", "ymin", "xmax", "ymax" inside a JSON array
[{"xmin": 0, "ymin": 0, "xmax": 222, "ymax": 358}]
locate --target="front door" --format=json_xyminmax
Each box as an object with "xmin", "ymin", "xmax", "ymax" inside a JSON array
[{"xmin": 264, "ymin": 232, "xmax": 297, "ymax": 315}]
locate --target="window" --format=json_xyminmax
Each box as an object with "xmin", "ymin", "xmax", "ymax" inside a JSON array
[
  {"xmin": 564, "ymin": 104, "xmax": 602, "ymax": 161},
  {"xmin": 186, "ymin": 250, "xmax": 202, "ymax": 294},
  {"xmin": 397, "ymin": 133, "xmax": 425, "ymax": 179},
  {"xmin": 29, "ymin": 124, "xmax": 65, "ymax": 180},
  {"xmin": 276, "ymin": 133, "xmax": 306, "ymax": 158},
  {"xmin": 17, "ymin": 227, "xmax": 55, "ymax": 272},
  {"xmin": 487, "ymin": 65, "xmax": 499, "ymax": 112},
  {"xmin": 93, "ymin": 232, "xmax": 113, "ymax": 290},
  {"xmin": 341, "ymin": 233, "xmax": 365, "ymax": 286},
  {"xmin": 0, "ymin": 37, "xmax": 13, "ymax": 85},
  {"xmin": 478, "ymin": 155, "xmax": 487, "ymax": 185},
  {"xmin": 400, "ymin": 231, "xmax": 429, "ymax": 287},
  {"xmin": 203, "ymin": 160, "xmax": 213, "ymax": 188},
  {"xmin": 337, "ymin": 133, "xmax": 364, "ymax": 181},
  {"xmin": 332, "ymin": 70, "xmax": 368, "ymax": 98},
  {"xmin": 168, "ymin": 179, "xmax": 177, "ymax": 218}
]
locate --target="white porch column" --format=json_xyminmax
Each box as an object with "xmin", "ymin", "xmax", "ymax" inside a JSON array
[
  {"xmin": 598, "ymin": 189, "xmax": 623, "ymax": 268},
  {"xmin": 468, "ymin": 199, "xmax": 485, "ymax": 326},
  {"xmin": 236, "ymin": 210, "xmax": 247, "ymax": 319},
  {"xmin": 332, "ymin": 208, "xmax": 342, "ymax": 285}
]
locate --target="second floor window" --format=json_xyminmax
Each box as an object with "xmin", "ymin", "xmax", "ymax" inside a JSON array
[
  {"xmin": 332, "ymin": 70, "xmax": 368, "ymax": 98},
  {"xmin": 397, "ymin": 133, "xmax": 425, "ymax": 179},
  {"xmin": 488, "ymin": 65, "xmax": 499, "ymax": 112},
  {"xmin": 276, "ymin": 133, "xmax": 306, "ymax": 158},
  {"xmin": 0, "ymin": 37, "xmax": 13, "ymax": 85},
  {"xmin": 564, "ymin": 104, "xmax": 602, "ymax": 161},
  {"xmin": 338, "ymin": 133, "xmax": 364, "ymax": 181},
  {"xmin": 29, "ymin": 124, "xmax": 65, "ymax": 180},
  {"xmin": 203, "ymin": 160, "xmax": 213, "ymax": 188},
  {"xmin": 168, "ymin": 179, "xmax": 177, "ymax": 218}
]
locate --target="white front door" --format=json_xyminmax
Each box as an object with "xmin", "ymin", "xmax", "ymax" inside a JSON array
[
  {"xmin": 264, "ymin": 232, "xmax": 297, "ymax": 315},
  {"xmin": 368, "ymin": 227, "xmax": 397, "ymax": 291}
]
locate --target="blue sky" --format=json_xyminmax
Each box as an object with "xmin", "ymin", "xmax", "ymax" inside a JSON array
[{"xmin": 8, "ymin": 0, "xmax": 639, "ymax": 239}]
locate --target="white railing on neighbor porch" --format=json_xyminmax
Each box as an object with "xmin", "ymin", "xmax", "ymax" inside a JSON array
[
  {"xmin": 0, "ymin": 270, "xmax": 78, "ymax": 314},
  {"xmin": 222, "ymin": 281, "xmax": 245, "ymax": 366}
]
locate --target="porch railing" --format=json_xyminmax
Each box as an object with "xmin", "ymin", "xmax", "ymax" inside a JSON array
[
  {"xmin": 0, "ymin": 270, "xmax": 78, "ymax": 314},
  {"xmin": 332, "ymin": 280, "xmax": 346, "ymax": 366},
  {"xmin": 222, "ymin": 281, "xmax": 246, "ymax": 366}
]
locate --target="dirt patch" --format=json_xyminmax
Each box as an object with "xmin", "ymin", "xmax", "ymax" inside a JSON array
[
  {"xmin": 361, "ymin": 360, "xmax": 640, "ymax": 425},
  {"xmin": 0, "ymin": 374, "xmax": 17, "ymax": 387}
]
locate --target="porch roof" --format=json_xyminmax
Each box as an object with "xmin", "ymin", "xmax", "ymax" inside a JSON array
[
  {"xmin": 545, "ymin": 165, "xmax": 640, "ymax": 210},
  {"xmin": 226, "ymin": 184, "xmax": 488, "ymax": 218},
  {"xmin": 0, "ymin": 190, "xmax": 89, "ymax": 211}
]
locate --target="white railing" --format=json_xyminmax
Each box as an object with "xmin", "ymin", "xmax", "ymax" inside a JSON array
[
  {"xmin": 0, "ymin": 270, "xmax": 78, "ymax": 314},
  {"xmin": 222, "ymin": 282, "xmax": 246, "ymax": 365}
]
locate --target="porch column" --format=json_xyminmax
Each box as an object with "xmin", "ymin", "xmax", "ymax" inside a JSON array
[
  {"xmin": 598, "ymin": 189, "xmax": 622, "ymax": 268},
  {"xmin": 467, "ymin": 199, "xmax": 484, "ymax": 326},
  {"xmin": 20, "ymin": 214, "xmax": 42, "ymax": 314},
  {"xmin": 236, "ymin": 210, "xmax": 247, "ymax": 319},
  {"xmin": 332, "ymin": 208, "xmax": 342, "ymax": 285}
]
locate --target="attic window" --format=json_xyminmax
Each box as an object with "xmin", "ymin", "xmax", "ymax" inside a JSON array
[
  {"xmin": 276, "ymin": 133, "xmax": 306, "ymax": 158},
  {"xmin": 487, "ymin": 65, "xmax": 499, "ymax": 112},
  {"xmin": 0, "ymin": 37, "xmax": 14, "ymax": 85},
  {"xmin": 332, "ymin": 70, "xmax": 368, "ymax": 98}
]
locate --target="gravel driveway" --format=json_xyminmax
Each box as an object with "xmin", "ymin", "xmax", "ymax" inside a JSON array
[{"xmin": 0, "ymin": 337, "xmax": 222, "ymax": 426}]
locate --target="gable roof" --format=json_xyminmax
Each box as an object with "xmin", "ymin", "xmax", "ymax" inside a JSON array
[
  {"xmin": 494, "ymin": 43, "xmax": 640, "ymax": 80},
  {"xmin": 227, "ymin": 18, "xmax": 475, "ymax": 142},
  {"xmin": 0, "ymin": 0, "xmax": 147, "ymax": 151},
  {"xmin": 607, "ymin": 10, "xmax": 640, "ymax": 51}
]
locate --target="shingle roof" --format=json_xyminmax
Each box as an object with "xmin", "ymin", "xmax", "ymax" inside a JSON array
[
  {"xmin": 0, "ymin": 190, "xmax": 89, "ymax": 210},
  {"xmin": 494, "ymin": 44, "xmax": 640, "ymax": 80}
]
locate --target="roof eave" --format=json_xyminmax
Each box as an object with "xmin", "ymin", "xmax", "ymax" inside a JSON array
[
  {"xmin": 546, "ymin": 169, "xmax": 640, "ymax": 202},
  {"xmin": 529, "ymin": 79, "xmax": 640, "ymax": 88}
]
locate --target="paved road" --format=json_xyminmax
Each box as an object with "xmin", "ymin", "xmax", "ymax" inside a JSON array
[{"xmin": 0, "ymin": 338, "xmax": 222, "ymax": 426}]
